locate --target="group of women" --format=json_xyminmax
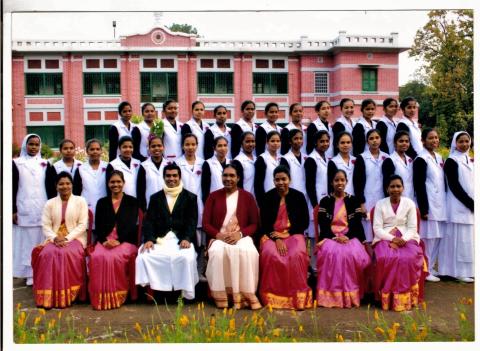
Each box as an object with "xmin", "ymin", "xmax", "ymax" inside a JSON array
[{"xmin": 12, "ymin": 96, "xmax": 474, "ymax": 313}]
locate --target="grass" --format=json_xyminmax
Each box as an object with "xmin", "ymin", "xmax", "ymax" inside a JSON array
[{"xmin": 13, "ymin": 296, "xmax": 474, "ymax": 343}]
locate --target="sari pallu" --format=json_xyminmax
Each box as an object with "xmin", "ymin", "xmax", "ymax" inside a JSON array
[
  {"xmin": 316, "ymin": 198, "xmax": 371, "ymax": 308},
  {"xmin": 259, "ymin": 203, "xmax": 312, "ymax": 310},
  {"xmin": 32, "ymin": 240, "xmax": 86, "ymax": 309},
  {"xmin": 88, "ymin": 198, "xmax": 138, "ymax": 310}
]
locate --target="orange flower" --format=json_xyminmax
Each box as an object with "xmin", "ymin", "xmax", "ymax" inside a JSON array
[
  {"xmin": 373, "ymin": 309, "xmax": 379, "ymax": 321},
  {"xmin": 374, "ymin": 327, "xmax": 385, "ymax": 335},
  {"xmin": 134, "ymin": 322, "xmax": 142, "ymax": 333},
  {"xmin": 39, "ymin": 334, "xmax": 46, "ymax": 343},
  {"xmin": 34, "ymin": 317, "xmax": 42, "ymax": 326},
  {"xmin": 228, "ymin": 318, "xmax": 235, "ymax": 331},
  {"xmin": 272, "ymin": 328, "xmax": 281, "ymax": 337},
  {"xmin": 155, "ymin": 335, "xmax": 161, "ymax": 343},
  {"xmin": 336, "ymin": 333, "xmax": 344, "ymax": 342},
  {"xmin": 38, "ymin": 308, "xmax": 46, "ymax": 316},
  {"xmin": 460, "ymin": 313, "xmax": 467, "ymax": 321},
  {"xmin": 179, "ymin": 315, "xmax": 189, "ymax": 327}
]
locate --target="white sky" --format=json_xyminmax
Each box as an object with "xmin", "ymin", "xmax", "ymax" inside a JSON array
[{"xmin": 5, "ymin": 0, "xmax": 457, "ymax": 85}]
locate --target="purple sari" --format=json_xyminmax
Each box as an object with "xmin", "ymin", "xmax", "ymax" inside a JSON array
[
  {"xmin": 259, "ymin": 203, "xmax": 312, "ymax": 310},
  {"xmin": 315, "ymin": 198, "xmax": 371, "ymax": 308}
]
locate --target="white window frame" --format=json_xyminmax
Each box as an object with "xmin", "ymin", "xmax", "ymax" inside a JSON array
[
  {"xmin": 83, "ymin": 56, "xmax": 120, "ymax": 72},
  {"xmin": 139, "ymin": 55, "xmax": 178, "ymax": 72},
  {"xmin": 197, "ymin": 56, "xmax": 234, "ymax": 72},
  {"xmin": 24, "ymin": 56, "xmax": 63, "ymax": 73},
  {"xmin": 314, "ymin": 71, "xmax": 329, "ymax": 94},
  {"xmin": 252, "ymin": 57, "xmax": 288, "ymax": 72}
]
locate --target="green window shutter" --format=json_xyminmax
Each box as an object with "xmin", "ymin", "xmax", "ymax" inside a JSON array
[
  {"xmin": 198, "ymin": 72, "xmax": 233, "ymax": 94},
  {"xmin": 252, "ymin": 73, "xmax": 287, "ymax": 94},
  {"xmin": 84, "ymin": 73, "xmax": 120, "ymax": 95},
  {"xmin": 362, "ymin": 69, "xmax": 377, "ymax": 92},
  {"xmin": 27, "ymin": 126, "xmax": 65, "ymax": 148},
  {"xmin": 141, "ymin": 72, "xmax": 178, "ymax": 102}
]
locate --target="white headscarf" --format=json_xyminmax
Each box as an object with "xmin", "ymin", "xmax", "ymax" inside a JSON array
[
  {"xmin": 449, "ymin": 131, "xmax": 471, "ymax": 157},
  {"xmin": 19, "ymin": 133, "xmax": 42, "ymax": 159}
]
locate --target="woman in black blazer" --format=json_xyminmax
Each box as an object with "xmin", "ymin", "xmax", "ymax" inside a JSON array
[{"xmin": 89, "ymin": 170, "xmax": 139, "ymax": 310}]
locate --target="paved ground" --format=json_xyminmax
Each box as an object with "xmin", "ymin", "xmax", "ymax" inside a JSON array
[{"xmin": 12, "ymin": 277, "xmax": 474, "ymax": 342}]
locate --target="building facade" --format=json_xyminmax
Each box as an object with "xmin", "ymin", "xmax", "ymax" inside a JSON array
[{"xmin": 11, "ymin": 27, "xmax": 407, "ymax": 148}]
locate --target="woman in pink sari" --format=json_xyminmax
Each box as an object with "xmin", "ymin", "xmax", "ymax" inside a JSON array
[
  {"xmin": 372, "ymin": 175, "xmax": 425, "ymax": 311},
  {"xmin": 88, "ymin": 170, "xmax": 139, "ymax": 310},
  {"xmin": 32, "ymin": 171, "xmax": 88, "ymax": 308},
  {"xmin": 316, "ymin": 169, "xmax": 371, "ymax": 308},
  {"xmin": 259, "ymin": 165, "xmax": 312, "ymax": 310}
]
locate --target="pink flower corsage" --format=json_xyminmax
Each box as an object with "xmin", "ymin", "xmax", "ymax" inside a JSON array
[
  {"xmin": 134, "ymin": 163, "xmax": 139, "ymax": 168},
  {"xmin": 351, "ymin": 159, "xmax": 356, "ymax": 165},
  {"xmin": 408, "ymin": 158, "xmax": 413, "ymax": 163},
  {"xmin": 440, "ymin": 162, "xmax": 444, "ymax": 168},
  {"xmin": 101, "ymin": 167, "xmax": 106, "ymax": 172},
  {"xmin": 40, "ymin": 162, "xmax": 47, "ymax": 167},
  {"xmin": 381, "ymin": 156, "xmax": 387, "ymax": 160},
  {"xmin": 470, "ymin": 158, "xmax": 474, "ymax": 163},
  {"xmin": 196, "ymin": 170, "xmax": 202, "ymax": 175}
]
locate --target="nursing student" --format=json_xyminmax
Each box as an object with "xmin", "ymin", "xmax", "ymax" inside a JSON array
[
  {"xmin": 332, "ymin": 98, "xmax": 356, "ymax": 155},
  {"xmin": 232, "ymin": 131, "xmax": 256, "ymax": 195},
  {"xmin": 306, "ymin": 100, "xmax": 333, "ymax": 157},
  {"xmin": 181, "ymin": 101, "xmax": 209, "ymax": 159},
  {"xmin": 204, "ymin": 105, "xmax": 232, "ymax": 159},
  {"xmin": 162, "ymin": 99, "xmax": 183, "ymax": 161},
  {"xmin": 230, "ymin": 100, "xmax": 257, "ymax": 158},
  {"xmin": 53, "ymin": 139, "xmax": 82, "ymax": 176},
  {"xmin": 255, "ymin": 102, "xmax": 283, "ymax": 156},
  {"xmin": 327, "ymin": 131, "xmax": 356, "ymax": 195},
  {"xmin": 108, "ymin": 101, "xmax": 142, "ymax": 162},
  {"xmin": 254, "ymin": 130, "xmax": 281, "ymax": 207},
  {"xmin": 137, "ymin": 102, "xmax": 158, "ymax": 160},
  {"xmin": 352, "ymin": 99, "xmax": 377, "ymax": 156},
  {"xmin": 396, "ymin": 96, "xmax": 423, "ymax": 158},
  {"xmin": 280, "ymin": 103, "xmax": 307, "ymax": 155},
  {"xmin": 201, "ymin": 136, "xmax": 230, "ymax": 204},
  {"xmin": 413, "ymin": 128, "xmax": 447, "ymax": 282},
  {"xmin": 376, "ymin": 98, "xmax": 399, "ymax": 154}
]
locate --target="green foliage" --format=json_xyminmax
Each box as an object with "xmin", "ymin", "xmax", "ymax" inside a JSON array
[
  {"xmin": 150, "ymin": 119, "xmax": 164, "ymax": 138},
  {"xmin": 131, "ymin": 115, "xmax": 144, "ymax": 124},
  {"xmin": 399, "ymin": 80, "xmax": 434, "ymax": 128},
  {"xmin": 167, "ymin": 23, "xmax": 198, "ymax": 35},
  {"xmin": 41, "ymin": 143, "xmax": 53, "ymax": 159},
  {"xmin": 409, "ymin": 10, "xmax": 473, "ymax": 140}
]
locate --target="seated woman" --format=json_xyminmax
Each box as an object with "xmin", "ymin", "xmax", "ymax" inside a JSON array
[
  {"xmin": 316, "ymin": 169, "xmax": 371, "ymax": 308},
  {"xmin": 88, "ymin": 170, "xmax": 139, "ymax": 310},
  {"xmin": 203, "ymin": 164, "xmax": 261, "ymax": 310},
  {"xmin": 372, "ymin": 175, "xmax": 425, "ymax": 312},
  {"xmin": 32, "ymin": 171, "xmax": 88, "ymax": 308},
  {"xmin": 258, "ymin": 165, "xmax": 312, "ymax": 310}
]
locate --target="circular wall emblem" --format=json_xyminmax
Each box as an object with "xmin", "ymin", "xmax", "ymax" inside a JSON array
[{"xmin": 151, "ymin": 30, "xmax": 166, "ymax": 45}]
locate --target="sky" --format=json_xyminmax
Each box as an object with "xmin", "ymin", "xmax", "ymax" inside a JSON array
[{"xmin": 6, "ymin": 5, "xmax": 441, "ymax": 85}]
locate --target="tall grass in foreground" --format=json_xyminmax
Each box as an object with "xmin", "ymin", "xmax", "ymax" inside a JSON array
[{"xmin": 14, "ymin": 297, "xmax": 474, "ymax": 343}]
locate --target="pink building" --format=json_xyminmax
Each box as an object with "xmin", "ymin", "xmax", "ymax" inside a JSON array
[{"xmin": 11, "ymin": 27, "xmax": 407, "ymax": 148}]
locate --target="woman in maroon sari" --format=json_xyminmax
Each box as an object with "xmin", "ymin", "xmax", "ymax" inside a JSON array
[
  {"xmin": 259, "ymin": 165, "xmax": 312, "ymax": 310},
  {"xmin": 88, "ymin": 170, "xmax": 139, "ymax": 310},
  {"xmin": 32, "ymin": 171, "xmax": 88, "ymax": 308},
  {"xmin": 316, "ymin": 169, "xmax": 371, "ymax": 308},
  {"xmin": 372, "ymin": 175, "xmax": 425, "ymax": 311}
]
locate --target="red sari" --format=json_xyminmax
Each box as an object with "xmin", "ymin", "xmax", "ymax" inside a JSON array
[
  {"xmin": 32, "ymin": 202, "xmax": 86, "ymax": 308},
  {"xmin": 88, "ymin": 198, "xmax": 138, "ymax": 310},
  {"xmin": 259, "ymin": 203, "xmax": 312, "ymax": 309}
]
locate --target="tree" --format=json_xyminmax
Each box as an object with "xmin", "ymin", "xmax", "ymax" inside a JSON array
[
  {"xmin": 399, "ymin": 80, "xmax": 434, "ymax": 128},
  {"xmin": 410, "ymin": 10, "xmax": 473, "ymax": 141},
  {"xmin": 167, "ymin": 23, "xmax": 198, "ymax": 36}
]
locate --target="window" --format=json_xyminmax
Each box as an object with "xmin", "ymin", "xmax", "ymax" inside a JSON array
[
  {"xmin": 253, "ymin": 73, "xmax": 288, "ymax": 94},
  {"xmin": 197, "ymin": 58, "xmax": 234, "ymax": 95},
  {"xmin": 84, "ymin": 72, "xmax": 120, "ymax": 95},
  {"xmin": 85, "ymin": 125, "xmax": 110, "ymax": 145},
  {"xmin": 198, "ymin": 72, "xmax": 233, "ymax": 94},
  {"xmin": 362, "ymin": 68, "xmax": 377, "ymax": 92},
  {"xmin": 26, "ymin": 126, "xmax": 64, "ymax": 148},
  {"xmin": 140, "ymin": 72, "xmax": 177, "ymax": 102},
  {"xmin": 25, "ymin": 73, "xmax": 63, "ymax": 95},
  {"xmin": 314, "ymin": 72, "xmax": 329, "ymax": 94}
]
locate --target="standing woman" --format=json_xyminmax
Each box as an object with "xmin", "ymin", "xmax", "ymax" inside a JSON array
[
  {"xmin": 396, "ymin": 97, "xmax": 423, "ymax": 158},
  {"xmin": 203, "ymin": 164, "xmax": 262, "ymax": 309},
  {"xmin": 255, "ymin": 102, "xmax": 283, "ymax": 156},
  {"xmin": 32, "ymin": 172, "xmax": 89, "ymax": 308},
  {"xmin": 201, "ymin": 136, "xmax": 230, "ymax": 203},
  {"xmin": 376, "ymin": 98, "xmax": 399, "ymax": 154},
  {"xmin": 281, "ymin": 103, "xmax": 307, "ymax": 155},
  {"xmin": 106, "ymin": 136, "xmax": 141, "ymax": 198},
  {"xmin": 316, "ymin": 169, "xmax": 370, "ymax": 308},
  {"xmin": 89, "ymin": 170, "xmax": 139, "ymax": 310},
  {"xmin": 304, "ymin": 130, "xmax": 330, "ymax": 269},
  {"xmin": 306, "ymin": 100, "xmax": 333, "ymax": 156},
  {"xmin": 53, "ymin": 139, "xmax": 82, "ymax": 176},
  {"xmin": 137, "ymin": 103, "xmax": 157, "ymax": 161},
  {"xmin": 108, "ymin": 101, "xmax": 142, "ymax": 162},
  {"xmin": 254, "ymin": 130, "xmax": 281, "ymax": 207},
  {"xmin": 332, "ymin": 98, "xmax": 356, "ymax": 155},
  {"xmin": 181, "ymin": 101, "xmax": 209, "ymax": 159},
  {"xmin": 204, "ymin": 105, "xmax": 232, "ymax": 159},
  {"xmin": 353, "ymin": 129, "xmax": 389, "ymax": 242},
  {"xmin": 413, "ymin": 128, "xmax": 447, "ymax": 282},
  {"xmin": 13, "ymin": 134, "xmax": 56, "ymax": 285},
  {"xmin": 438, "ymin": 132, "xmax": 474, "ymax": 282},
  {"xmin": 136, "ymin": 135, "xmax": 167, "ymax": 212},
  {"xmin": 327, "ymin": 132, "xmax": 356, "ymax": 196},
  {"xmin": 372, "ymin": 175, "xmax": 424, "ymax": 312},
  {"xmin": 259, "ymin": 166, "xmax": 312, "ymax": 310},
  {"xmin": 73, "ymin": 139, "xmax": 108, "ymax": 219},
  {"xmin": 231, "ymin": 100, "xmax": 257, "ymax": 158},
  {"xmin": 162, "ymin": 99, "xmax": 183, "ymax": 161},
  {"xmin": 352, "ymin": 99, "xmax": 377, "ymax": 156},
  {"xmin": 381, "ymin": 131, "xmax": 415, "ymax": 200},
  {"xmin": 175, "ymin": 133, "xmax": 206, "ymax": 278},
  {"xmin": 280, "ymin": 129, "xmax": 307, "ymax": 194},
  {"xmin": 232, "ymin": 131, "xmax": 256, "ymax": 195}
]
